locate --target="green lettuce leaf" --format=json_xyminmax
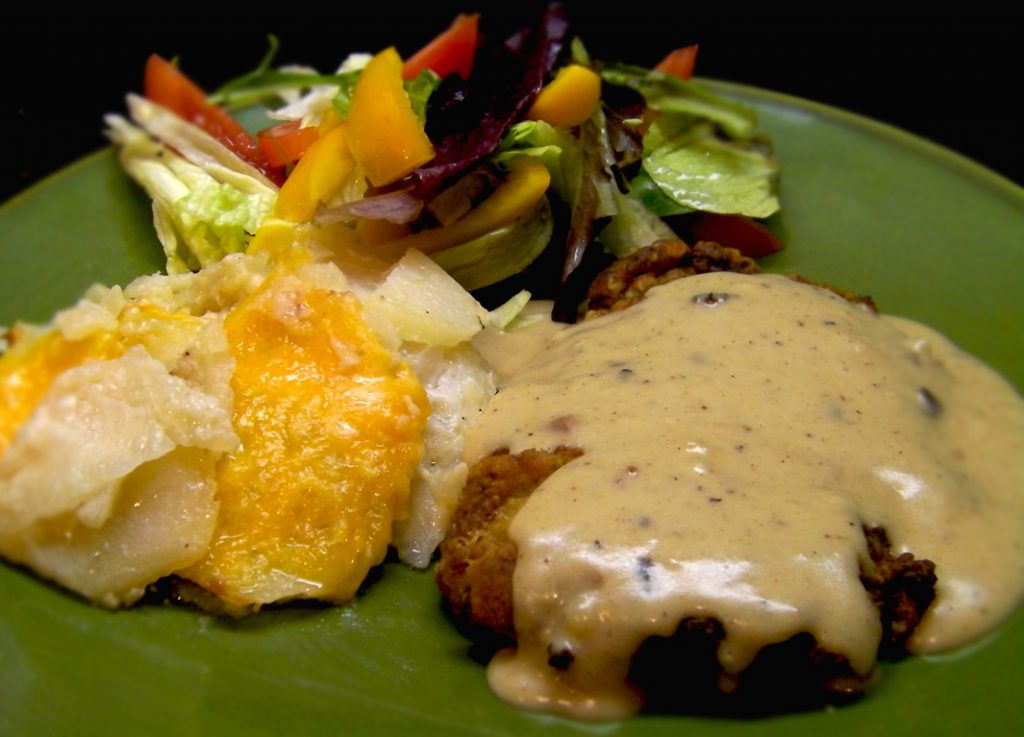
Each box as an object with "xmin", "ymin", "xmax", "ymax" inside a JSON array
[
  {"xmin": 629, "ymin": 171, "xmax": 693, "ymax": 216},
  {"xmin": 331, "ymin": 67, "xmax": 439, "ymax": 124},
  {"xmin": 404, "ymin": 70, "xmax": 441, "ymax": 124},
  {"xmin": 493, "ymin": 120, "xmax": 577, "ymax": 200},
  {"xmin": 600, "ymin": 63, "xmax": 756, "ymax": 139},
  {"xmin": 431, "ymin": 197, "xmax": 554, "ymax": 292},
  {"xmin": 643, "ymin": 118, "xmax": 780, "ymax": 218},
  {"xmin": 329, "ymin": 69, "xmax": 364, "ymax": 119},
  {"xmin": 487, "ymin": 290, "xmax": 533, "ymax": 329},
  {"xmin": 598, "ymin": 187, "xmax": 677, "ymax": 258},
  {"xmin": 105, "ymin": 113, "xmax": 275, "ymax": 273}
]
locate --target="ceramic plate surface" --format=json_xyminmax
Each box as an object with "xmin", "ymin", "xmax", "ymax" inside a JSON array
[{"xmin": 1, "ymin": 83, "xmax": 1022, "ymax": 736}]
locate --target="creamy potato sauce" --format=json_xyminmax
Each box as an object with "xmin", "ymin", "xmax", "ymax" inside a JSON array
[{"xmin": 467, "ymin": 273, "xmax": 1024, "ymax": 720}]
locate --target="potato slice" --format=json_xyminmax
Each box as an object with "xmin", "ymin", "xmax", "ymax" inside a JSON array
[{"xmin": 366, "ymin": 248, "xmax": 487, "ymax": 347}]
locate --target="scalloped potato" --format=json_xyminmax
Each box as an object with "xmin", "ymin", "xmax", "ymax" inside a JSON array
[{"xmin": 0, "ymin": 242, "xmax": 493, "ymax": 610}]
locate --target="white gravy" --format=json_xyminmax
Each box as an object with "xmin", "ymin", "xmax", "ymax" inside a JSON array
[{"xmin": 466, "ymin": 273, "xmax": 1024, "ymax": 720}]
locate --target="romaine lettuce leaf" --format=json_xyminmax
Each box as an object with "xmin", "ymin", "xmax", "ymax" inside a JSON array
[
  {"xmin": 597, "ymin": 62, "xmax": 779, "ymax": 219},
  {"xmin": 124, "ymin": 95, "xmax": 278, "ymax": 194},
  {"xmin": 105, "ymin": 114, "xmax": 275, "ymax": 273}
]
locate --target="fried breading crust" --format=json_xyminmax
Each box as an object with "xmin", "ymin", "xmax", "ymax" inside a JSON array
[
  {"xmin": 583, "ymin": 239, "xmax": 758, "ymax": 319},
  {"xmin": 437, "ymin": 448, "xmax": 937, "ymax": 707},
  {"xmin": 437, "ymin": 247, "xmax": 909, "ymax": 708},
  {"xmin": 860, "ymin": 525, "xmax": 938, "ymax": 656},
  {"xmin": 435, "ymin": 447, "xmax": 583, "ymax": 638},
  {"xmin": 788, "ymin": 274, "xmax": 878, "ymax": 313},
  {"xmin": 581, "ymin": 239, "xmax": 879, "ymax": 321}
]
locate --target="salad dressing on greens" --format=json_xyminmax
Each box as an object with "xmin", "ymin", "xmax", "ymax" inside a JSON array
[{"xmin": 468, "ymin": 273, "xmax": 1024, "ymax": 720}]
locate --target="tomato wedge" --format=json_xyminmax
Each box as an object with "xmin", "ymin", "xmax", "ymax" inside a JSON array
[
  {"xmin": 402, "ymin": 13, "xmax": 479, "ymax": 81},
  {"xmin": 144, "ymin": 54, "xmax": 284, "ymax": 185},
  {"xmin": 257, "ymin": 121, "xmax": 319, "ymax": 168},
  {"xmin": 690, "ymin": 213, "xmax": 784, "ymax": 258},
  {"xmin": 655, "ymin": 45, "xmax": 699, "ymax": 81}
]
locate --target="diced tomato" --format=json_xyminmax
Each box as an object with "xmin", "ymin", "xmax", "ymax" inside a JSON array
[
  {"xmin": 402, "ymin": 13, "xmax": 479, "ymax": 81},
  {"xmin": 655, "ymin": 45, "xmax": 699, "ymax": 80},
  {"xmin": 143, "ymin": 54, "xmax": 285, "ymax": 185},
  {"xmin": 257, "ymin": 121, "xmax": 319, "ymax": 168},
  {"xmin": 690, "ymin": 213, "xmax": 785, "ymax": 258}
]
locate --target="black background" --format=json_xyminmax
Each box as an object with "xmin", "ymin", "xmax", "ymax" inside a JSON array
[{"xmin": 5, "ymin": 5, "xmax": 1022, "ymax": 203}]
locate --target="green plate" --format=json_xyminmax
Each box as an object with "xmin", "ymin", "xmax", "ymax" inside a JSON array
[{"xmin": 1, "ymin": 83, "xmax": 1022, "ymax": 736}]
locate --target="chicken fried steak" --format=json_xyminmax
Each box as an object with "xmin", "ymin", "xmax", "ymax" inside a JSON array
[{"xmin": 436, "ymin": 239, "xmax": 942, "ymax": 711}]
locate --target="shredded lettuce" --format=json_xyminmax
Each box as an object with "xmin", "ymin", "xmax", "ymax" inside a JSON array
[{"xmin": 105, "ymin": 114, "xmax": 275, "ymax": 273}]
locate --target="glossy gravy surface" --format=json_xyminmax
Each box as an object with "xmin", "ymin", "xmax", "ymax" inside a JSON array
[{"xmin": 467, "ymin": 273, "xmax": 1024, "ymax": 719}]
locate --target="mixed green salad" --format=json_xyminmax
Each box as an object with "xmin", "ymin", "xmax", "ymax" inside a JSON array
[{"xmin": 106, "ymin": 3, "xmax": 782, "ymax": 320}]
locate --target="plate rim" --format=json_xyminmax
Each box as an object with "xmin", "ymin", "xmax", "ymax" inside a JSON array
[
  {"xmin": 0, "ymin": 78, "xmax": 1021, "ymax": 736},
  {"xmin": 704, "ymin": 78, "xmax": 1024, "ymax": 201}
]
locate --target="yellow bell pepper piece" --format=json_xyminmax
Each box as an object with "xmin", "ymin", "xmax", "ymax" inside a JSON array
[
  {"xmin": 527, "ymin": 64, "xmax": 601, "ymax": 128},
  {"xmin": 273, "ymin": 125, "xmax": 354, "ymax": 224},
  {"xmin": 247, "ymin": 218, "xmax": 321, "ymax": 271},
  {"xmin": 382, "ymin": 159, "xmax": 551, "ymax": 255},
  {"xmin": 317, "ymin": 108, "xmax": 343, "ymax": 136},
  {"xmin": 347, "ymin": 48, "xmax": 436, "ymax": 187}
]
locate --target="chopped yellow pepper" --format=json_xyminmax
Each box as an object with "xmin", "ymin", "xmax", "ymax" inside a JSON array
[
  {"xmin": 347, "ymin": 48, "xmax": 436, "ymax": 187},
  {"xmin": 382, "ymin": 159, "xmax": 551, "ymax": 255},
  {"xmin": 246, "ymin": 218, "xmax": 315, "ymax": 269},
  {"xmin": 317, "ymin": 108, "xmax": 343, "ymax": 136},
  {"xmin": 273, "ymin": 125, "xmax": 354, "ymax": 224},
  {"xmin": 527, "ymin": 64, "xmax": 601, "ymax": 128}
]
